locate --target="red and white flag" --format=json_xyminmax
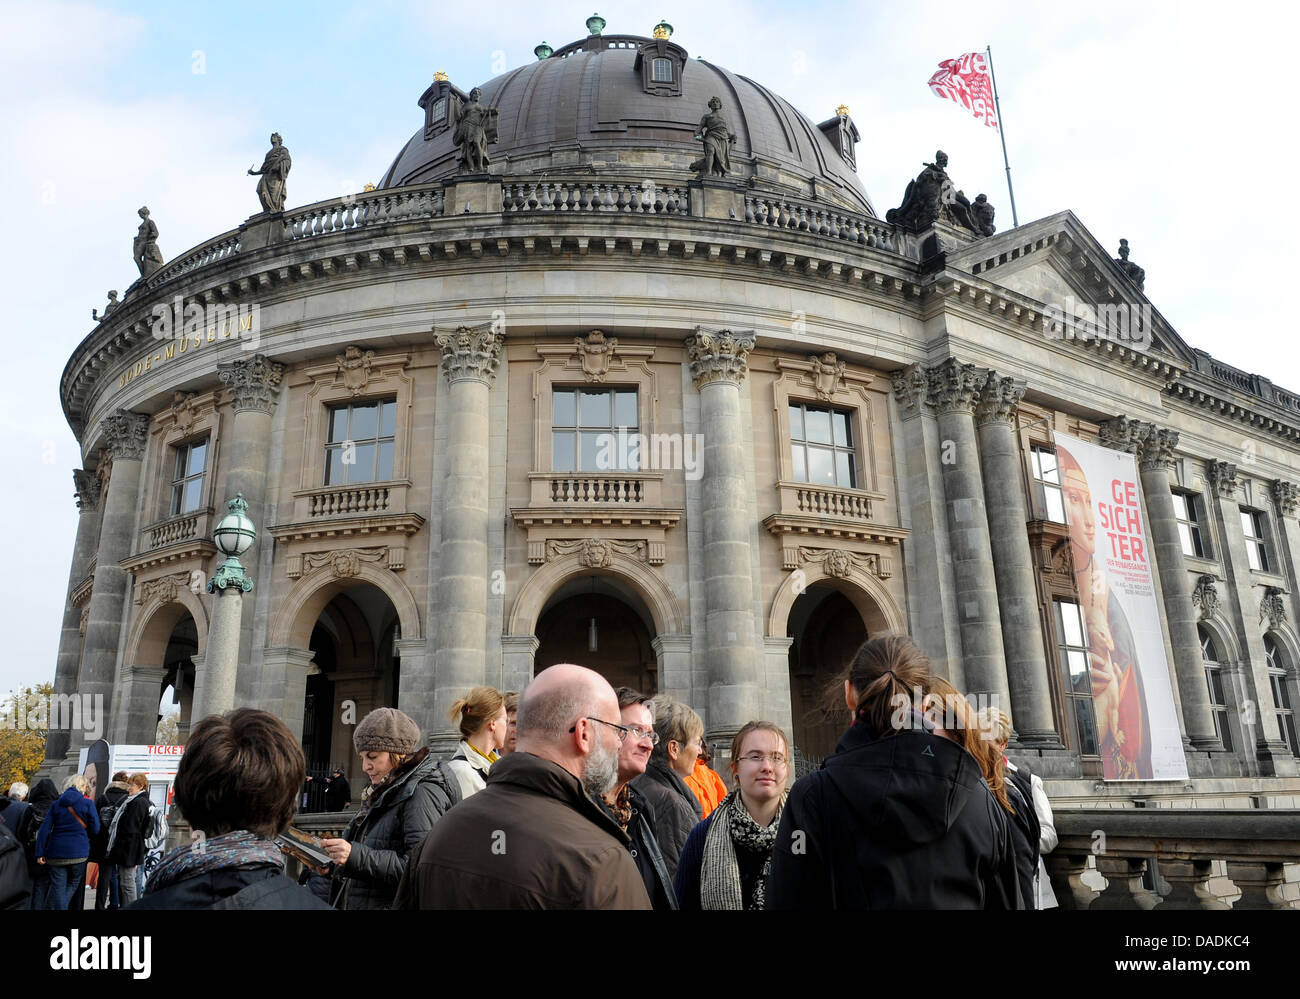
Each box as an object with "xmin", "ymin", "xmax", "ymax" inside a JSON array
[{"xmin": 929, "ymin": 52, "xmax": 998, "ymax": 129}]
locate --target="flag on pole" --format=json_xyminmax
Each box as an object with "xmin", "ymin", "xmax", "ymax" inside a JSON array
[{"xmin": 928, "ymin": 52, "xmax": 999, "ymax": 129}]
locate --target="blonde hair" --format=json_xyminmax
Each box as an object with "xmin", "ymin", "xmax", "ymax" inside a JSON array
[
  {"xmin": 448, "ymin": 686, "xmax": 505, "ymax": 740},
  {"xmin": 129, "ymin": 772, "xmax": 150, "ymax": 792},
  {"xmin": 729, "ymin": 721, "xmax": 790, "ymax": 779},
  {"xmin": 930, "ymin": 679, "xmax": 1010, "ymax": 814},
  {"xmin": 976, "ymin": 706, "xmax": 1012, "ymax": 747},
  {"xmin": 64, "ymin": 775, "xmax": 90, "ymax": 794}
]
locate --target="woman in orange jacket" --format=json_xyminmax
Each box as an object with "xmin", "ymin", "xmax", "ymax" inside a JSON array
[{"xmin": 685, "ymin": 746, "xmax": 730, "ymax": 818}]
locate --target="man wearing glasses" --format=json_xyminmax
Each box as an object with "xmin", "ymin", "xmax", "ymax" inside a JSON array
[{"xmin": 402, "ymin": 664, "xmax": 651, "ymax": 909}]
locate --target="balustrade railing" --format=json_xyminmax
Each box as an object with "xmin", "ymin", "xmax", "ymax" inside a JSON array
[
  {"xmin": 503, "ymin": 180, "xmax": 689, "ymax": 215},
  {"xmin": 791, "ymin": 483, "xmax": 874, "ymax": 520},
  {"xmin": 146, "ymin": 510, "xmax": 204, "ymax": 549},
  {"xmin": 149, "ymin": 232, "xmax": 241, "ymax": 286},
  {"xmin": 306, "ymin": 483, "xmax": 392, "ymax": 517},
  {"xmin": 285, "ymin": 186, "xmax": 444, "ymax": 241},
  {"xmin": 743, "ymin": 195, "xmax": 898, "ymax": 252},
  {"xmin": 547, "ymin": 474, "xmax": 645, "ymax": 503}
]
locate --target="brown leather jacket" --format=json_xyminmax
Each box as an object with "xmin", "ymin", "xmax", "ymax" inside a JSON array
[{"xmin": 399, "ymin": 751, "xmax": 651, "ymax": 910}]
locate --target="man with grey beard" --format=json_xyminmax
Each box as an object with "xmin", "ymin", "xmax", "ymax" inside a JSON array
[{"xmin": 401, "ymin": 664, "xmax": 650, "ymax": 909}]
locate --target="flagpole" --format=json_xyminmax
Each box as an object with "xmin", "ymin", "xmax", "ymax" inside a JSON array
[{"xmin": 985, "ymin": 45, "xmax": 1019, "ymax": 227}]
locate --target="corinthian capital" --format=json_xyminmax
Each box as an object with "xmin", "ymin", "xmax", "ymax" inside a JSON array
[
  {"xmin": 1135, "ymin": 425, "xmax": 1179, "ymax": 471},
  {"xmin": 890, "ymin": 364, "xmax": 932, "ymax": 418},
  {"xmin": 685, "ymin": 327, "xmax": 756, "ymax": 389},
  {"xmin": 1205, "ymin": 459, "xmax": 1239, "ymax": 498},
  {"xmin": 218, "ymin": 354, "xmax": 285, "ymax": 414},
  {"xmin": 1270, "ymin": 479, "xmax": 1299, "ymax": 517},
  {"xmin": 435, "ymin": 323, "xmax": 504, "ymax": 385},
  {"xmin": 973, "ymin": 371, "xmax": 1027, "ymax": 426},
  {"xmin": 927, "ymin": 357, "xmax": 984, "ymax": 415},
  {"xmin": 73, "ymin": 468, "xmax": 101, "ymax": 513},
  {"xmin": 99, "ymin": 410, "xmax": 149, "ymax": 461},
  {"xmin": 1098, "ymin": 416, "xmax": 1145, "ymax": 454}
]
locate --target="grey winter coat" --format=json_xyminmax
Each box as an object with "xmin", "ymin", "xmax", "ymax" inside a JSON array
[{"xmin": 631, "ymin": 761, "xmax": 702, "ymax": 880}]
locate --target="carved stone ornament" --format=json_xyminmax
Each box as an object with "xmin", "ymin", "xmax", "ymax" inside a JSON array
[
  {"xmin": 99, "ymin": 410, "xmax": 150, "ymax": 461},
  {"xmin": 303, "ymin": 547, "xmax": 389, "ymax": 578},
  {"xmin": 685, "ymin": 327, "xmax": 756, "ymax": 389},
  {"xmin": 1191, "ymin": 574, "xmax": 1220, "ymax": 621},
  {"xmin": 889, "ymin": 365, "xmax": 932, "ymax": 417},
  {"xmin": 574, "ymin": 330, "xmax": 619, "ymax": 382},
  {"xmin": 809, "ymin": 352, "xmax": 847, "ymax": 401},
  {"xmin": 886, "ymin": 150, "xmax": 980, "ymax": 235},
  {"xmin": 1135, "ymin": 425, "xmax": 1179, "ymax": 472},
  {"xmin": 73, "ymin": 468, "xmax": 101, "ymax": 513},
  {"xmin": 1047, "ymin": 539, "xmax": 1075, "ymax": 578},
  {"xmin": 435, "ymin": 324, "xmax": 505, "ymax": 384},
  {"xmin": 1270, "ymin": 479, "xmax": 1299, "ymax": 517},
  {"xmin": 133, "ymin": 206, "xmax": 163, "ymax": 278},
  {"xmin": 927, "ymin": 357, "xmax": 983, "ymax": 415},
  {"xmin": 795, "ymin": 546, "xmax": 892, "ymax": 579},
  {"xmin": 170, "ymin": 391, "xmax": 200, "ymax": 436},
  {"xmin": 1114, "ymin": 239, "xmax": 1146, "ymax": 292},
  {"xmin": 217, "ymin": 354, "xmax": 285, "ymax": 415},
  {"xmin": 1206, "ymin": 459, "xmax": 1239, "ymax": 499},
  {"xmin": 545, "ymin": 538, "xmax": 649, "ymax": 567},
  {"xmin": 974, "ymin": 371, "xmax": 1027, "ymax": 426},
  {"xmin": 336, "ymin": 345, "xmax": 375, "ymax": 396},
  {"xmin": 135, "ymin": 571, "xmax": 194, "ymax": 607},
  {"xmin": 79, "ymin": 607, "xmax": 89, "ymax": 636},
  {"xmin": 1098, "ymin": 416, "xmax": 1144, "ymax": 455},
  {"xmin": 1260, "ymin": 586, "xmax": 1288, "ymax": 630}
]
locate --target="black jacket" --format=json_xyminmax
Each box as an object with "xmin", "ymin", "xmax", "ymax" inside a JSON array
[
  {"xmin": 323, "ymin": 774, "xmax": 351, "ymax": 812},
  {"xmin": 308, "ymin": 749, "xmax": 454, "ymax": 910},
  {"xmin": 129, "ymin": 864, "xmax": 332, "ymax": 910},
  {"xmin": 599, "ymin": 785, "xmax": 678, "ymax": 910},
  {"xmin": 107, "ymin": 792, "xmax": 152, "ymax": 868},
  {"xmin": 631, "ymin": 761, "xmax": 701, "ymax": 880},
  {"xmin": 89, "ymin": 783, "xmax": 129, "ymax": 863},
  {"xmin": 1004, "ymin": 763, "xmax": 1042, "ymax": 908},
  {"xmin": 767, "ymin": 723, "xmax": 1022, "ymax": 910}
]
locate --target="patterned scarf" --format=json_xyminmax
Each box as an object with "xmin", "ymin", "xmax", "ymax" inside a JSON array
[
  {"xmin": 700, "ymin": 790, "xmax": 787, "ymax": 911},
  {"xmin": 607, "ymin": 785, "xmax": 633, "ymax": 830},
  {"xmin": 145, "ymin": 830, "xmax": 284, "ymax": 894}
]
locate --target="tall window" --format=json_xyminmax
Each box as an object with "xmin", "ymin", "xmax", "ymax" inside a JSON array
[
  {"xmin": 1240, "ymin": 508, "xmax": 1270, "ymax": 572},
  {"xmin": 1172, "ymin": 492, "xmax": 1206, "ymax": 558},
  {"xmin": 1199, "ymin": 625, "xmax": 1233, "ymax": 752},
  {"xmin": 552, "ymin": 387, "xmax": 638, "ymax": 472},
  {"xmin": 1264, "ymin": 635, "xmax": 1300, "ymax": 757},
  {"xmin": 430, "ymin": 97, "xmax": 447, "ymax": 127},
  {"xmin": 651, "ymin": 57, "xmax": 673, "ymax": 83},
  {"xmin": 170, "ymin": 438, "xmax": 209, "ymax": 516},
  {"xmin": 1055, "ymin": 600, "xmax": 1098, "ymax": 756},
  {"xmin": 325, "ymin": 399, "xmax": 396, "ymax": 485},
  {"xmin": 1031, "ymin": 446, "xmax": 1066, "ymax": 523},
  {"xmin": 789, "ymin": 403, "xmax": 856, "ymax": 488}
]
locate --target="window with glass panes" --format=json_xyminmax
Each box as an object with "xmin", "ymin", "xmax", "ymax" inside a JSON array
[
  {"xmin": 1240, "ymin": 508, "xmax": 1270, "ymax": 572},
  {"xmin": 1031, "ymin": 446, "xmax": 1066, "ymax": 523},
  {"xmin": 1264, "ymin": 635, "xmax": 1300, "ymax": 757},
  {"xmin": 1172, "ymin": 492, "xmax": 1206, "ymax": 558},
  {"xmin": 1199, "ymin": 625, "xmax": 1233, "ymax": 752},
  {"xmin": 324, "ymin": 399, "xmax": 396, "ymax": 485},
  {"xmin": 1054, "ymin": 600, "xmax": 1099, "ymax": 756},
  {"xmin": 551, "ymin": 388, "xmax": 638, "ymax": 472},
  {"xmin": 170, "ymin": 438, "xmax": 209, "ymax": 516},
  {"xmin": 651, "ymin": 58, "xmax": 673, "ymax": 83},
  {"xmin": 789, "ymin": 403, "xmax": 856, "ymax": 488}
]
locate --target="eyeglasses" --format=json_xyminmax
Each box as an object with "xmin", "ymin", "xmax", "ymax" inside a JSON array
[
  {"xmin": 625, "ymin": 725, "xmax": 660, "ymax": 746},
  {"xmin": 737, "ymin": 752, "xmax": 789, "ymax": 767},
  {"xmin": 569, "ymin": 717, "xmax": 630, "ymax": 742}
]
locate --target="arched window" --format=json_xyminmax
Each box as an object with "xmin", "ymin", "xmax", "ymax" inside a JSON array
[
  {"xmin": 1199, "ymin": 625, "xmax": 1232, "ymax": 752},
  {"xmin": 1264, "ymin": 634, "xmax": 1299, "ymax": 757}
]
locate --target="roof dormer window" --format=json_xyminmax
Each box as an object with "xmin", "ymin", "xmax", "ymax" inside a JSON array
[
  {"xmin": 634, "ymin": 37, "xmax": 687, "ymax": 96},
  {"xmin": 652, "ymin": 58, "xmax": 673, "ymax": 83}
]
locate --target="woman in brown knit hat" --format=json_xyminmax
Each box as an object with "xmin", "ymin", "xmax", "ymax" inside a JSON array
[{"xmin": 309, "ymin": 707, "xmax": 456, "ymax": 909}]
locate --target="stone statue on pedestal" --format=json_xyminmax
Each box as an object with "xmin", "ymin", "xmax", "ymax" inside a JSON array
[
  {"xmin": 92, "ymin": 290, "xmax": 120, "ymax": 322},
  {"xmin": 1115, "ymin": 239, "xmax": 1146, "ymax": 291},
  {"xmin": 971, "ymin": 193, "xmax": 996, "ymax": 237},
  {"xmin": 453, "ymin": 88, "xmax": 498, "ymax": 174},
  {"xmin": 133, "ymin": 206, "xmax": 164, "ymax": 278},
  {"xmin": 248, "ymin": 132, "xmax": 292, "ymax": 213},
  {"xmin": 692, "ymin": 96, "xmax": 737, "ymax": 178},
  {"xmin": 887, "ymin": 150, "xmax": 982, "ymax": 235}
]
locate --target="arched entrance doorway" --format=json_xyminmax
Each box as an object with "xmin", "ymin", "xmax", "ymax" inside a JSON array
[
  {"xmin": 787, "ymin": 585, "xmax": 868, "ymax": 761},
  {"xmin": 535, "ymin": 576, "xmax": 658, "ymax": 694},
  {"xmin": 155, "ymin": 614, "xmax": 196, "ymax": 744}
]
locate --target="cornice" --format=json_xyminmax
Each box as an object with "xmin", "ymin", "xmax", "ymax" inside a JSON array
[{"xmin": 267, "ymin": 512, "xmax": 426, "ymax": 545}]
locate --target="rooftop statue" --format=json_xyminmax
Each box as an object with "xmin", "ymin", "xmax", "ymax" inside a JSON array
[
  {"xmin": 248, "ymin": 132, "xmax": 292, "ymax": 214},
  {"xmin": 692, "ymin": 96, "xmax": 737, "ymax": 178},
  {"xmin": 971, "ymin": 193, "xmax": 996, "ymax": 237},
  {"xmin": 1115, "ymin": 239, "xmax": 1146, "ymax": 291},
  {"xmin": 92, "ymin": 290, "xmax": 120, "ymax": 322},
  {"xmin": 887, "ymin": 150, "xmax": 980, "ymax": 235},
  {"xmin": 453, "ymin": 88, "xmax": 499, "ymax": 174},
  {"xmin": 133, "ymin": 206, "xmax": 164, "ymax": 278}
]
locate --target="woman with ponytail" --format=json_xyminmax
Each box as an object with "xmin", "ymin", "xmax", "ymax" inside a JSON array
[
  {"xmin": 766, "ymin": 635, "xmax": 1021, "ymax": 909},
  {"xmin": 445, "ymin": 686, "xmax": 509, "ymax": 800}
]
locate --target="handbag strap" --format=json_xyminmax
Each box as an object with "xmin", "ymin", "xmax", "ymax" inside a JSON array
[{"xmin": 66, "ymin": 805, "xmax": 87, "ymax": 830}]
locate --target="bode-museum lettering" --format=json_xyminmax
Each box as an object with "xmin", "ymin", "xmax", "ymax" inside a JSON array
[{"xmin": 117, "ymin": 300, "xmax": 261, "ymax": 389}]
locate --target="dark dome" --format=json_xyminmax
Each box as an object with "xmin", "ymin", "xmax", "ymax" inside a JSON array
[{"xmin": 380, "ymin": 32, "xmax": 875, "ymax": 215}]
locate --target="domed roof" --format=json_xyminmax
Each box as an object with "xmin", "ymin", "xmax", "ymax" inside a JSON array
[{"xmin": 380, "ymin": 29, "xmax": 875, "ymax": 215}]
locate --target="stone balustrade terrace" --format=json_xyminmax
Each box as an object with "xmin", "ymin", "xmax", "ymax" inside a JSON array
[
  {"xmin": 502, "ymin": 179, "xmax": 690, "ymax": 215},
  {"xmin": 143, "ymin": 508, "xmax": 212, "ymax": 551}
]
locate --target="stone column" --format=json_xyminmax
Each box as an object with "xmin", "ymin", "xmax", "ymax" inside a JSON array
[
  {"xmin": 430, "ymin": 324, "xmax": 503, "ymax": 753},
  {"xmin": 890, "ymin": 366, "xmax": 964, "ymax": 686},
  {"xmin": 117, "ymin": 666, "xmax": 167, "ymax": 743},
  {"xmin": 685, "ymin": 327, "xmax": 761, "ymax": 744},
  {"xmin": 1203, "ymin": 463, "xmax": 1293, "ymax": 774},
  {"xmin": 215, "ymin": 354, "xmax": 284, "ymax": 702},
  {"xmin": 499, "ymin": 635, "xmax": 539, "ymax": 697},
  {"xmin": 1099, "ymin": 419, "xmax": 1218, "ymax": 750},
  {"xmin": 41, "ymin": 470, "xmax": 103, "ymax": 772},
  {"xmin": 65, "ymin": 411, "xmax": 149, "ymax": 764},
  {"xmin": 651, "ymin": 634, "xmax": 694, "ymax": 703},
  {"xmin": 930, "ymin": 359, "xmax": 1011, "ymax": 710},
  {"xmin": 974, "ymin": 373, "xmax": 1060, "ymax": 745}
]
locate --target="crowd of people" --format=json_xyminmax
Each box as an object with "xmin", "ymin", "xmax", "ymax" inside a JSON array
[{"xmin": 1, "ymin": 634, "xmax": 1060, "ymax": 910}]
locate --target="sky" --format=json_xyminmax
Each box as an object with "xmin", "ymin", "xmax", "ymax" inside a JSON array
[{"xmin": 2, "ymin": 0, "xmax": 1298, "ymax": 701}]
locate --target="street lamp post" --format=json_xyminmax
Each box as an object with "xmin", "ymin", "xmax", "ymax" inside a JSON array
[{"xmin": 198, "ymin": 493, "xmax": 256, "ymax": 719}]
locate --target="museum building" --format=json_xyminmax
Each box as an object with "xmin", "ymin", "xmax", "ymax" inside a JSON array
[{"xmin": 42, "ymin": 17, "xmax": 1300, "ymax": 831}]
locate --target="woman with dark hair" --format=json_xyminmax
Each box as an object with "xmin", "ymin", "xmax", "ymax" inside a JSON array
[
  {"xmin": 130, "ymin": 709, "xmax": 330, "ymax": 909},
  {"xmin": 767, "ymin": 635, "xmax": 1021, "ymax": 909},
  {"xmin": 24, "ymin": 779, "xmax": 58, "ymax": 909}
]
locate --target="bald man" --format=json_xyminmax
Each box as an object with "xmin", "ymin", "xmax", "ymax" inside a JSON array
[{"xmin": 399, "ymin": 664, "xmax": 651, "ymax": 909}]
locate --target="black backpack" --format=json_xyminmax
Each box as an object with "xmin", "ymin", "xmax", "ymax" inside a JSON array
[{"xmin": 0, "ymin": 821, "xmax": 31, "ymax": 910}]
